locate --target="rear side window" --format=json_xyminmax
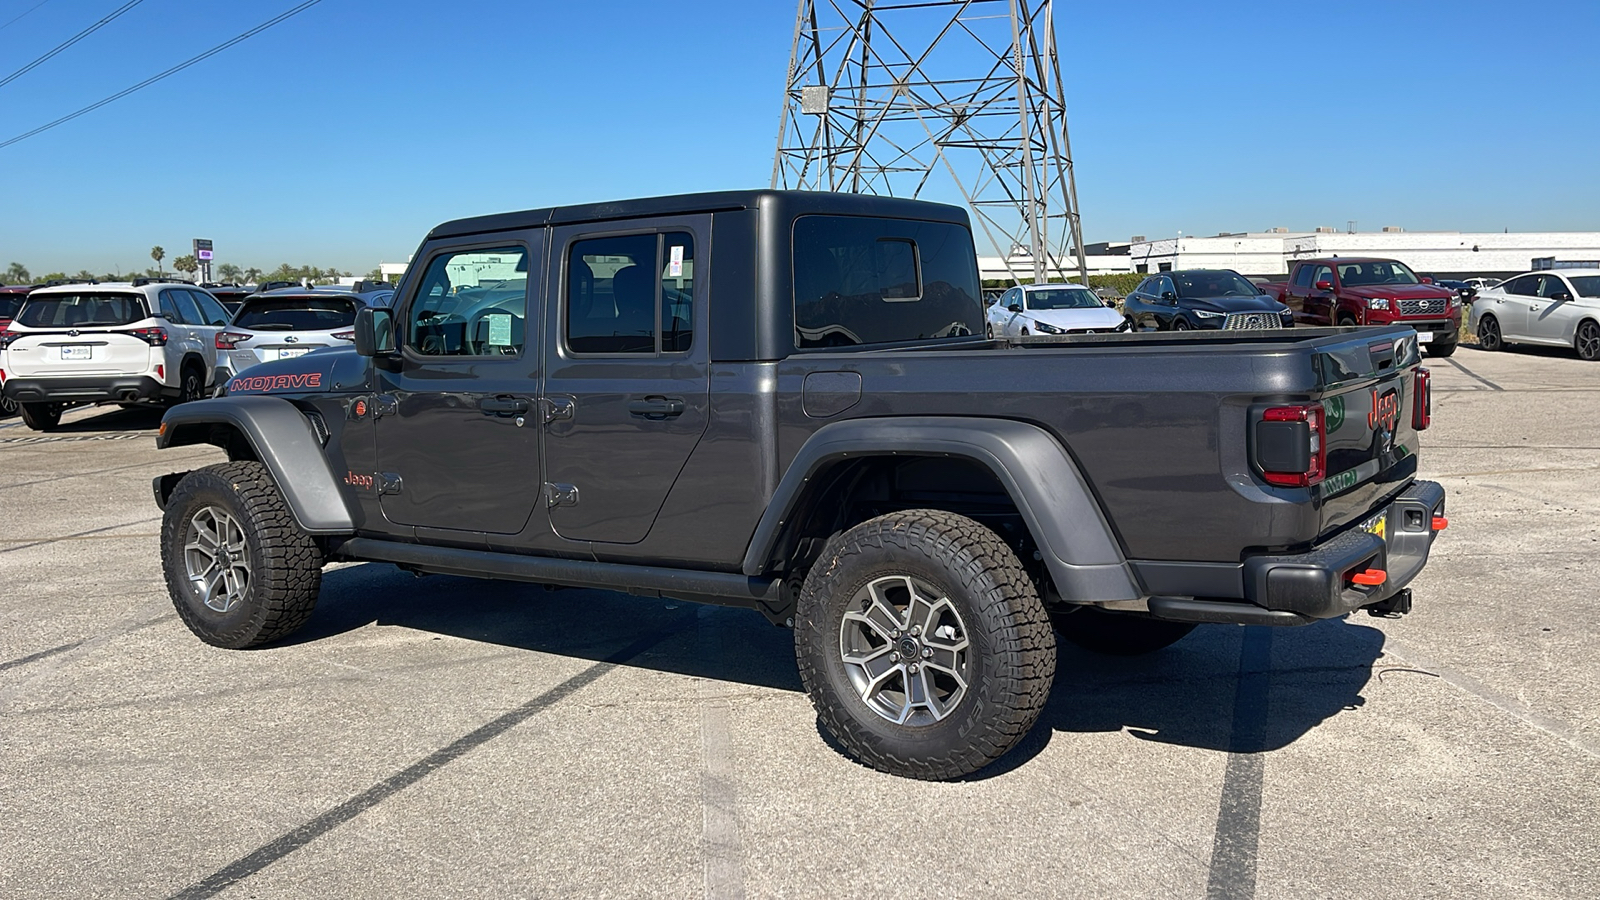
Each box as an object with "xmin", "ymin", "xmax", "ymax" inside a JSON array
[
  {"xmin": 16, "ymin": 293, "xmax": 147, "ymax": 327},
  {"xmin": 235, "ymin": 298, "xmax": 358, "ymax": 331},
  {"xmin": 1501, "ymin": 275, "xmax": 1537, "ymax": 296},
  {"xmin": 793, "ymin": 215, "xmax": 981, "ymax": 348},
  {"xmin": 1292, "ymin": 266, "xmax": 1313, "ymax": 288},
  {"xmin": 566, "ymin": 232, "xmax": 695, "ymax": 354}
]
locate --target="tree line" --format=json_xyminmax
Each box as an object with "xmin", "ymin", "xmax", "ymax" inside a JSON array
[{"xmin": 4, "ymin": 250, "xmax": 379, "ymax": 287}]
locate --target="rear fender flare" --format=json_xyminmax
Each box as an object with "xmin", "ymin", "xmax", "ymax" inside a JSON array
[
  {"xmin": 741, "ymin": 416, "xmax": 1141, "ymax": 602},
  {"xmin": 157, "ymin": 395, "xmax": 354, "ymax": 534}
]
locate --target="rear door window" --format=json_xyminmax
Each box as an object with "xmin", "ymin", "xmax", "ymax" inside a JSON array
[
  {"xmin": 236, "ymin": 297, "xmax": 359, "ymax": 331},
  {"xmin": 170, "ymin": 290, "xmax": 206, "ymax": 326},
  {"xmin": 565, "ymin": 232, "xmax": 694, "ymax": 354},
  {"xmin": 16, "ymin": 293, "xmax": 147, "ymax": 327},
  {"xmin": 793, "ymin": 215, "xmax": 981, "ymax": 348},
  {"xmin": 1501, "ymin": 275, "xmax": 1538, "ymax": 296},
  {"xmin": 1293, "ymin": 265, "xmax": 1313, "ymax": 288}
]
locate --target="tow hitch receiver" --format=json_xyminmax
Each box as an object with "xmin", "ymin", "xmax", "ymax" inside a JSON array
[{"xmin": 1365, "ymin": 588, "xmax": 1413, "ymax": 618}]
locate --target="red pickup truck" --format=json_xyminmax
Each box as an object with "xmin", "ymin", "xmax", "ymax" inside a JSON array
[{"xmin": 1264, "ymin": 258, "xmax": 1461, "ymax": 357}]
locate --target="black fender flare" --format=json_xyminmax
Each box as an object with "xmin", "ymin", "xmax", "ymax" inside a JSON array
[
  {"xmin": 156, "ymin": 395, "xmax": 354, "ymax": 534},
  {"xmin": 740, "ymin": 416, "xmax": 1141, "ymax": 602}
]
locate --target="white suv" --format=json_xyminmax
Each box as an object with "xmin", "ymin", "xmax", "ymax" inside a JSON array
[{"xmin": 0, "ymin": 280, "xmax": 232, "ymax": 430}]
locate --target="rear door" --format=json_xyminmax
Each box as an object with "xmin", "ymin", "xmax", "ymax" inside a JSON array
[
  {"xmin": 171, "ymin": 289, "xmax": 222, "ymax": 377},
  {"xmin": 1494, "ymin": 275, "xmax": 1537, "ymax": 338},
  {"xmin": 1284, "ymin": 265, "xmax": 1312, "ymax": 322},
  {"xmin": 5, "ymin": 292, "xmax": 154, "ymax": 377},
  {"xmin": 541, "ymin": 215, "xmax": 711, "ymax": 545},
  {"xmin": 372, "ymin": 236, "xmax": 548, "ymax": 535}
]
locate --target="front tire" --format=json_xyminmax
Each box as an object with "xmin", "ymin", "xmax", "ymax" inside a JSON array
[
  {"xmin": 1173, "ymin": 317, "xmax": 1190, "ymax": 331},
  {"xmin": 1577, "ymin": 320, "xmax": 1600, "ymax": 361},
  {"xmin": 1052, "ymin": 607, "xmax": 1196, "ymax": 656},
  {"xmin": 1477, "ymin": 315, "xmax": 1503, "ymax": 351},
  {"xmin": 19, "ymin": 402, "xmax": 61, "ymax": 431},
  {"xmin": 162, "ymin": 461, "xmax": 323, "ymax": 649},
  {"xmin": 795, "ymin": 510, "xmax": 1055, "ymax": 780}
]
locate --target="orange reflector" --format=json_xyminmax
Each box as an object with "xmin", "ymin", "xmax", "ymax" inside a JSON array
[
  {"xmin": 1351, "ymin": 569, "xmax": 1387, "ymax": 586},
  {"xmin": 1431, "ymin": 516, "xmax": 1448, "ymax": 531},
  {"xmin": 159, "ymin": 422, "xmax": 167, "ymax": 437}
]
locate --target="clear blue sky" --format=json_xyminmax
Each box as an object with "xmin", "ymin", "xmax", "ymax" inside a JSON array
[{"xmin": 2, "ymin": 0, "xmax": 1596, "ymax": 275}]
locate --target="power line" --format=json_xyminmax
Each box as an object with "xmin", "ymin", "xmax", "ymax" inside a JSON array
[
  {"xmin": 0, "ymin": 0, "xmax": 59, "ymax": 34},
  {"xmin": 0, "ymin": 0, "xmax": 327, "ymax": 152},
  {"xmin": 0, "ymin": 0, "xmax": 150, "ymax": 91}
]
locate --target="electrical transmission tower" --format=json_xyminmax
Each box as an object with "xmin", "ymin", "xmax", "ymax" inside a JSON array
[{"xmin": 771, "ymin": 0, "xmax": 1087, "ymax": 285}]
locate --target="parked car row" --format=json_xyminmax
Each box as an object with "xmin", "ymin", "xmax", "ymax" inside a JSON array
[{"xmin": 0, "ymin": 279, "xmax": 393, "ymax": 429}]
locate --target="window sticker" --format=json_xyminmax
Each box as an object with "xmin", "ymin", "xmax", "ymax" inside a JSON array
[
  {"xmin": 669, "ymin": 244, "xmax": 684, "ymax": 278},
  {"xmin": 487, "ymin": 312, "xmax": 512, "ymax": 346}
]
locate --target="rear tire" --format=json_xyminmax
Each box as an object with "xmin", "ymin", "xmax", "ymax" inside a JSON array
[
  {"xmin": 176, "ymin": 363, "xmax": 205, "ymax": 405},
  {"xmin": 162, "ymin": 461, "xmax": 323, "ymax": 649},
  {"xmin": 19, "ymin": 402, "xmax": 61, "ymax": 431},
  {"xmin": 794, "ymin": 510, "xmax": 1055, "ymax": 780},
  {"xmin": 1052, "ymin": 607, "xmax": 1196, "ymax": 656},
  {"xmin": 1477, "ymin": 315, "xmax": 1503, "ymax": 351},
  {"xmin": 0, "ymin": 394, "xmax": 16, "ymax": 418}
]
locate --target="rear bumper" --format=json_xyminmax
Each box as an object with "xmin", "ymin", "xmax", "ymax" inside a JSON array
[
  {"xmin": 1, "ymin": 375, "xmax": 165, "ymax": 404},
  {"xmin": 1139, "ymin": 480, "xmax": 1446, "ymax": 626}
]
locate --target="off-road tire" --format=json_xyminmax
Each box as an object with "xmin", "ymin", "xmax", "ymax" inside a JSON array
[
  {"xmin": 19, "ymin": 402, "xmax": 61, "ymax": 431},
  {"xmin": 162, "ymin": 461, "xmax": 322, "ymax": 649},
  {"xmin": 1426, "ymin": 341, "xmax": 1458, "ymax": 358},
  {"xmin": 794, "ymin": 509, "xmax": 1056, "ymax": 780},
  {"xmin": 1052, "ymin": 607, "xmax": 1196, "ymax": 656},
  {"xmin": 1476, "ymin": 315, "xmax": 1503, "ymax": 351},
  {"xmin": 1576, "ymin": 320, "xmax": 1600, "ymax": 361}
]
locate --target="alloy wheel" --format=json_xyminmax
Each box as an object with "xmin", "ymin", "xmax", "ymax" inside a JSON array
[
  {"xmin": 184, "ymin": 506, "xmax": 252, "ymax": 613},
  {"xmin": 838, "ymin": 575, "xmax": 971, "ymax": 726},
  {"xmin": 1478, "ymin": 317, "xmax": 1502, "ymax": 351},
  {"xmin": 1577, "ymin": 321, "xmax": 1600, "ymax": 361}
]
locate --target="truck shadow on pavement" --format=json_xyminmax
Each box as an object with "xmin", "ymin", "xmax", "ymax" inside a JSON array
[{"xmin": 299, "ymin": 564, "xmax": 1386, "ymax": 769}]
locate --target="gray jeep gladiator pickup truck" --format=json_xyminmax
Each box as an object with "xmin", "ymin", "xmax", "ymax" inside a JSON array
[{"xmin": 151, "ymin": 190, "xmax": 1446, "ymax": 779}]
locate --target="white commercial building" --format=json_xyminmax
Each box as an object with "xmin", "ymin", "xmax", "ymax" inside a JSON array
[
  {"xmin": 977, "ymin": 250, "xmax": 1134, "ymax": 282},
  {"xmin": 1126, "ymin": 229, "xmax": 1600, "ymax": 278}
]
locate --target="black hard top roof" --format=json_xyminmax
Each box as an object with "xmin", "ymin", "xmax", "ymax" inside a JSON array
[{"xmin": 428, "ymin": 189, "xmax": 971, "ymax": 239}]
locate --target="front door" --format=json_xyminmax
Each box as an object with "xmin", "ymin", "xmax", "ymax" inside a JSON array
[
  {"xmin": 1529, "ymin": 273, "xmax": 1574, "ymax": 343},
  {"xmin": 542, "ymin": 216, "xmax": 711, "ymax": 545},
  {"xmin": 373, "ymin": 235, "xmax": 547, "ymax": 535}
]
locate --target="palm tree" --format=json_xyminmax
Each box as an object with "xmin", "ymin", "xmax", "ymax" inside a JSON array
[
  {"xmin": 150, "ymin": 246, "xmax": 165, "ymax": 276},
  {"xmin": 217, "ymin": 263, "xmax": 242, "ymax": 283},
  {"xmin": 5, "ymin": 262, "xmax": 28, "ymax": 283},
  {"xmin": 243, "ymin": 267, "xmax": 263, "ymax": 285}
]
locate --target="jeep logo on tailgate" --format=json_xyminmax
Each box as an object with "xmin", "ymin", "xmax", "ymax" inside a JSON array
[{"xmin": 1368, "ymin": 386, "xmax": 1401, "ymax": 431}]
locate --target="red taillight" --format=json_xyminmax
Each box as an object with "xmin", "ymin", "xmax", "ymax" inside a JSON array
[
  {"xmin": 1258, "ymin": 403, "xmax": 1326, "ymax": 487},
  {"xmin": 1413, "ymin": 367, "xmax": 1431, "ymax": 431},
  {"xmin": 332, "ymin": 329, "xmax": 355, "ymax": 342},
  {"xmin": 131, "ymin": 326, "xmax": 168, "ymax": 346},
  {"xmin": 0, "ymin": 367, "xmax": 7, "ymax": 383},
  {"xmin": 0, "ymin": 322, "xmax": 16, "ymax": 349},
  {"xmin": 216, "ymin": 331, "xmax": 250, "ymax": 350}
]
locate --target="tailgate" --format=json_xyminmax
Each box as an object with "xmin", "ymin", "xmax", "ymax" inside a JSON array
[
  {"xmin": 1312, "ymin": 329, "xmax": 1424, "ymax": 537},
  {"xmin": 6, "ymin": 329, "xmax": 154, "ymax": 377}
]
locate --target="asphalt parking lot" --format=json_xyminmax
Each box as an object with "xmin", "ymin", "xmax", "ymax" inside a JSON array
[{"xmin": 2, "ymin": 343, "xmax": 1597, "ymax": 899}]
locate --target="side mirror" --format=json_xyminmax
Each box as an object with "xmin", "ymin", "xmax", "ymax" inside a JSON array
[
  {"xmin": 1161, "ymin": 291, "xmax": 1176, "ymax": 302},
  {"xmin": 1553, "ymin": 292, "xmax": 1573, "ymax": 303},
  {"xmin": 354, "ymin": 306, "xmax": 396, "ymax": 357},
  {"xmin": 1314, "ymin": 280, "xmax": 1333, "ymax": 291},
  {"xmin": 1420, "ymin": 276, "xmax": 1434, "ymax": 284},
  {"xmin": 1007, "ymin": 303, "xmax": 1022, "ymax": 313}
]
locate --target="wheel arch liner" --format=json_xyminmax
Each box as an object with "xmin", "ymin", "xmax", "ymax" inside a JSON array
[
  {"xmin": 741, "ymin": 416, "xmax": 1141, "ymax": 602},
  {"xmin": 157, "ymin": 396, "xmax": 354, "ymax": 534}
]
